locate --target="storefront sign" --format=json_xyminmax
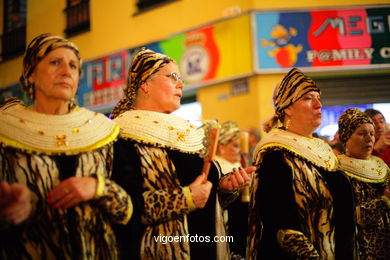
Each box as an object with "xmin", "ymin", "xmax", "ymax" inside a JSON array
[
  {"xmin": 77, "ymin": 50, "xmax": 131, "ymax": 108},
  {"xmin": 149, "ymin": 14, "xmax": 252, "ymax": 86},
  {"xmin": 77, "ymin": 14, "xmax": 253, "ymax": 109},
  {"xmin": 254, "ymin": 7, "xmax": 390, "ymax": 72}
]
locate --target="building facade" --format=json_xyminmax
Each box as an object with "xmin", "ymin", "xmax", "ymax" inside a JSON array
[{"xmin": 1, "ymin": 0, "xmax": 389, "ymax": 135}]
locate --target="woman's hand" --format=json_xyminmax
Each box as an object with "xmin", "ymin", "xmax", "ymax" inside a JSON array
[
  {"xmin": 374, "ymin": 131, "xmax": 390, "ymax": 153},
  {"xmin": 0, "ymin": 182, "xmax": 32, "ymax": 225},
  {"xmin": 189, "ymin": 173, "xmax": 212, "ymax": 209},
  {"xmin": 220, "ymin": 166, "xmax": 257, "ymax": 192},
  {"xmin": 47, "ymin": 177, "xmax": 98, "ymax": 209}
]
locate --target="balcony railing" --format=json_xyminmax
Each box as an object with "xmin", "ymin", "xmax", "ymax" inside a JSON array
[
  {"xmin": 1, "ymin": 26, "xmax": 26, "ymax": 61},
  {"xmin": 64, "ymin": 0, "xmax": 90, "ymax": 37}
]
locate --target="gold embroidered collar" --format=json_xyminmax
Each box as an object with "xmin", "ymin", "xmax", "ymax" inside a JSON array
[
  {"xmin": 0, "ymin": 103, "xmax": 119, "ymax": 155},
  {"xmin": 337, "ymin": 154, "xmax": 389, "ymax": 183},
  {"xmin": 113, "ymin": 110, "xmax": 204, "ymax": 153},
  {"xmin": 253, "ymin": 129, "xmax": 338, "ymax": 171}
]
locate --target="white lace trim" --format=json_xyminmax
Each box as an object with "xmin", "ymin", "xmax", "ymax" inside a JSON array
[
  {"xmin": 0, "ymin": 104, "xmax": 118, "ymax": 154},
  {"xmin": 337, "ymin": 154, "xmax": 389, "ymax": 182},
  {"xmin": 254, "ymin": 129, "xmax": 338, "ymax": 170},
  {"xmin": 113, "ymin": 110, "xmax": 204, "ymax": 153}
]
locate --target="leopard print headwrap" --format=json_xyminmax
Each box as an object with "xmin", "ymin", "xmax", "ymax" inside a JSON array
[
  {"xmin": 218, "ymin": 121, "xmax": 240, "ymax": 145},
  {"xmin": 110, "ymin": 48, "xmax": 173, "ymax": 119},
  {"xmin": 338, "ymin": 108, "xmax": 374, "ymax": 144},
  {"xmin": 19, "ymin": 33, "xmax": 82, "ymax": 100},
  {"xmin": 263, "ymin": 68, "xmax": 321, "ymax": 132}
]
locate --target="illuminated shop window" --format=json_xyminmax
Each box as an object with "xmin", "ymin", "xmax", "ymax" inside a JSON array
[
  {"xmin": 318, "ymin": 103, "xmax": 390, "ymax": 138},
  {"xmin": 172, "ymin": 101, "xmax": 203, "ymax": 127}
]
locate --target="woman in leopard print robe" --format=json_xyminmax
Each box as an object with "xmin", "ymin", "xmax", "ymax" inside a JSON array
[
  {"xmin": 337, "ymin": 108, "xmax": 389, "ymax": 259},
  {"xmin": 110, "ymin": 48, "xmax": 255, "ymax": 259},
  {"xmin": 247, "ymin": 68, "xmax": 358, "ymax": 259},
  {"xmin": 0, "ymin": 34, "xmax": 132, "ymax": 260}
]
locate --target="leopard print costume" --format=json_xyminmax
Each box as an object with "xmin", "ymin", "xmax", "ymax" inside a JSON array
[
  {"xmin": 352, "ymin": 179, "xmax": 390, "ymax": 259},
  {"xmin": 112, "ymin": 138, "xmax": 232, "ymax": 260},
  {"xmin": 138, "ymin": 145, "xmax": 194, "ymax": 259},
  {"xmin": 338, "ymin": 155, "xmax": 390, "ymax": 259},
  {"xmin": 0, "ymin": 145, "xmax": 133, "ymax": 260},
  {"xmin": 112, "ymin": 110, "xmax": 235, "ymax": 259},
  {"xmin": 0, "ymin": 101, "xmax": 132, "ymax": 260},
  {"xmin": 247, "ymin": 130, "xmax": 358, "ymax": 260}
]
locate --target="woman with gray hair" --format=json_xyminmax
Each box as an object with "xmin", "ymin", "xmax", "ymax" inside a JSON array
[
  {"xmin": 0, "ymin": 33, "xmax": 132, "ymax": 259},
  {"xmin": 247, "ymin": 68, "xmax": 358, "ymax": 259},
  {"xmin": 338, "ymin": 108, "xmax": 389, "ymax": 259}
]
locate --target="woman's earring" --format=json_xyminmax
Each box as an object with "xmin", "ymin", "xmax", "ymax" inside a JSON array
[
  {"xmin": 284, "ymin": 119, "xmax": 290, "ymax": 130},
  {"xmin": 68, "ymin": 97, "xmax": 76, "ymax": 110},
  {"xmin": 28, "ymin": 83, "xmax": 35, "ymax": 100}
]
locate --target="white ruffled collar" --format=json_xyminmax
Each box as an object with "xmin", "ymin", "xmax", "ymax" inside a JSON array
[
  {"xmin": 113, "ymin": 110, "xmax": 204, "ymax": 153},
  {"xmin": 0, "ymin": 102, "xmax": 118, "ymax": 154},
  {"xmin": 337, "ymin": 154, "xmax": 389, "ymax": 183},
  {"xmin": 253, "ymin": 129, "xmax": 338, "ymax": 171}
]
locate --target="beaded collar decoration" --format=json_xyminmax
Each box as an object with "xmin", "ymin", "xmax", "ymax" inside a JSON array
[
  {"xmin": 337, "ymin": 154, "xmax": 389, "ymax": 183},
  {"xmin": 0, "ymin": 102, "xmax": 119, "ymax": 155},
  {"xmin": 113, "ymin": 110, "xmax": 204, "ymax": 153},
  {"xmin": 253, "ymin": 129, "xmax": 338, "ymax": 171}
]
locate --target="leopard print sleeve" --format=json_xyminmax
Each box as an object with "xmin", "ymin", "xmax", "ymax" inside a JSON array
[
  {"xmin": 95, "ymin": 175, "xmax": 133, "ymax": 225},
  {"xmin": 82, "ymin": 145, "xmax": 133, "ymax": 225},
  {"xmin": 359, "ymin": 198, "xmax": 389, "ymax": 228},
  {"xmin": 277, "ymin": 229, "xmax": 320, "ymax": 259},
  {"xmin": 132, "ymin": 145, "xmax": 198, "ymax": 225},
  {"xmin": 141, "ymin": 186, "xmax": 195, "ymax": 225}
]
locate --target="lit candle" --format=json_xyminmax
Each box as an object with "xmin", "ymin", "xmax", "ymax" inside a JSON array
[
  {"xmin": 240, "ymin": 131, "xmax": 249, "ymax": 153},
  {"xmin": 239, "ymin": 131, "xmax": 250, "ymax": 202}
]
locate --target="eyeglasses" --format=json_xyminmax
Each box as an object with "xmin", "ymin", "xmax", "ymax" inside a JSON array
[{"xmin": 164, "ymin": 72, "xmax": 184, "ymax": 85}]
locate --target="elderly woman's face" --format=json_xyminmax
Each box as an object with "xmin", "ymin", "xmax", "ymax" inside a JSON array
[
  {"xmin": 345, "ymin": 123, "xmax": 375, "ymax": 160},
  {"xmin": 145, "ymin": 62, "xmax": 184, "ymax": 114},
  {"xmin": 28, "ymin": 47, "xmax": 80, "ymax": 103},
  {"xmin": 218, "ymin": 137, "xmax": 241, "ymax": 164}
]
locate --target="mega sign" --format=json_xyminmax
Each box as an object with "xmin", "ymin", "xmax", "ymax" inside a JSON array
[{"xmin": 254, "ymin": 7, "xmax": 390, "ymax": 72}]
